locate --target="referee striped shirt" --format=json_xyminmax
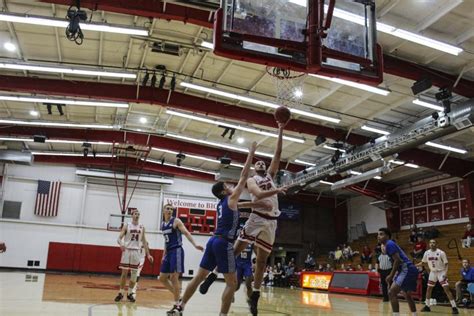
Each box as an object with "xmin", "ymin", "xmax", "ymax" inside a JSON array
[{"xmin": 378, "ymin": 253, "xmax": 392, "ymax": 270}]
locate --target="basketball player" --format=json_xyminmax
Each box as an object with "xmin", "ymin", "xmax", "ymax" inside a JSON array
[
  {"xmin": 378, "ymin": 227, "xmax": 418, "ymax": 316},
  {"xmin": 115, "ymin": 209, "xmax": 153, "ymax": 302},
  {"xmin": 235, "ymin": 242, "xmax": 254, "ymax": 303},
  {"xmin": 417, "ymin": 239, "xmax": 459, "ymax": 314},
  {"xmin": 159, "ymin": 203, "xmax": 204, "ymax": 311},
  {"xmin": 170, "ymin": 142, "xmax": 263, "ymax": 315},
  {"xmin": 233, "ymin": 122, "xmax": 287, "ymax": 315}
]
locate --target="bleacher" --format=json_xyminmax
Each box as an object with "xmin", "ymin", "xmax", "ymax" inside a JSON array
[{"xmin": 316, "ymin": 222, "xmax": 474, "ymax": 289}]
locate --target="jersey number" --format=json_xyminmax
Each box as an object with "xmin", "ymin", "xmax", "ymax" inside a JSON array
[
  {"xmin": 218, "ymin": 205, "xmax": 223, "ymax": 219},
  {"xmin": 131, "ymin": 233, "xmax": 140, "ymax": 242},
  {"xmin": 260, "ymin": 183, "xmax": 272, "ymax": 191},
  {"xmin": 164, "ymin": 235, "xmax": 170, "ymax": 243}
]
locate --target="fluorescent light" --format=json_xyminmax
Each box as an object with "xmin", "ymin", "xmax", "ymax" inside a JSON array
[
  {"xmin": 29, "ymin": 110, "xmax": 39, "ymax": 116},
  {"xmin": 180, "ymin": 82, "xmax": 340, "ymax": 124},
  {"xmin": 404, "ymin": 163, "xmax": 419, "ymax": 168},
  {"xmin": 237, "ymin": 137, "xmax": 245, "ymax": 144},
  {"xmin": 425, "ymin": 141, "xmax": 467, "ymax": 154},
  {"xmin": 0, "ymin": 95, "xmax": 128, "ymax": 108},
  {"xmin": 374, "ymin": 176, "xmax": 382, "ymax": 180},
  {"xmin": 166, "ymin": 132, "xmax": 274, "ymax": 158},
  {"xmin": 349, "ymin": 170, "xmax": 362, "ymax": 175},
  {"xmin": 295, "ymin": 159, "xmax": 316, "ymax": 166},
  {"xmin": 0, "ymin": 137, "xmax": 31, "ymax": 142},
  {"xmin": 201, "ymin": 41, "xmax": 214, "ymax": 49},
  {"xmin": 148, "ymin": 158, "xmax": 217, "ymax": 176},
  {"xmin": 361, "ymin": 125, "xmax": 390, "ymax": 135},
  {"xmin": 31, "ymin": 151, "xmax": 112, "ymax": 158},
  {"xmin": 309, "ymin": 74, "xmax": 390, "ymax": 96},
  {"xmin": 320, "ymin": 180, "xmax": 334, "ymax": 185},
  {"xmin": 389, "ymin": 159, "xmax": 405, "ymax": 165},
  {"xmin": 323, "ymin": 144, "xmax": 346, "ymax": 153},
  {"xmin": 0, "ymin": 119, "xmax": 114, "ymax": 129},
  {"xmin": 166, "ymin": 109, "xmax": 305, "ymax": 143},
  {"xmin": 289, "ymin": 0, "xmax": 306, "ymax": 6},
  {"xmin": 0, "ymin": 62, "xmax": 136, "ymax": 79},
  {"xmin": 0, "ymin": 12, "xmax": 148, "ymax": 36},
  {"xmin": 3, "ymin": 42, "xmax": 16, "ymax": 52},
  {"xmin": 412, "ymin": 99, "xmax": 444, "ymax": 111},
  {"xmin": 325, "ymin": 6, "xmax": 462, "ymax": 55},
  {"xmin": 139, "ymin": 117, "xmax": 148, "ymax": 124},
  {"xmin": 294, "ymin": 88, "xmax": 303, "ymax": 98}
]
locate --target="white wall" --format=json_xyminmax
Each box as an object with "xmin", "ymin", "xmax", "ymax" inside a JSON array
[
  {"xmin": 348, "ymin": 195, "xmax": 387, "ymax": 234},
  {"xmin": 0, "ymin": 163, "xmax": 217, "ymax": 276}
]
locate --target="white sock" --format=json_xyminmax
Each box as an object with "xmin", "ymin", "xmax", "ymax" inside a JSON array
[
  {"xmin": 119, "ymin": 288, "xmax": 125, "ymax": 295},
  {"xmin": 253, "ymin": 287, "xmax": 261, "ymax": 292},
  {"xmin": 450, "ymin": 299, "xmax": 456, "ymax": 308},
  {"xmin": 425, "ymin": 299, "xmax": 431, "ymax": 307},
  {"xmin": 392, "ymin": 313, "xmax": 399, "ymax": 316},
  {"xmin": 412, "ymin": 313, "xmax": 417, "ymax": 316}
]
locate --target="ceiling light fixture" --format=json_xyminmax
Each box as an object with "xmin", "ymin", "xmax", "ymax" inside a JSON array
[
  {"xmin": 29, "ymin": 110, "xmax": 39, "ymax": 116},
  {"xmin": 309, "ymin": 74, "xmax": 390, "ymax": 96},
  {"xmin": 3, "ymin": 42, "xmax": 16, "ymax": 52},
  {"xmin": 0, "ymin": 95, "xmax": 128, "ymax": 108},
  {"xmin": 0, "ymin": 12, "xmax": 149, "ymax": 36},
  {"xmin": 237, "ymin": 137, "xmax": 245, "ymax": 144},
  {"xmin": 412, "ymin": 99, "xmax": 444, "ymax": 111},
  {"xmin": 166, "ymin": 132, "xmax": 274, "ymax": 158},
  {"xmin": 389, "ymin": 159, "xmax": 405, "ymax": 165},
  {"xmin": 0, "ymin": 61, "xmax": 136, "ymax": 79},
  {"xmin": 0, "ymin": 119, "xmax": 114, "ymax": 129},
  {"xmin": 323, "ymin": 144, "xmax": 346, "ymax": 153},
  {"xmin": 361, "ymin": 125, "xmax": 390, "ymax": 135},
  {"xmin": 200, "ymin": 41, "xmax": 214, "ymax": 49},
  {"xmin": 320, "ymin": 180, "xmax": 334, "ymax": 185},
  {"xmin": 139, "ymin": 117, "xmax": 148, "ymax": 124},
  {"xmin": 179, "ymin": 82, "xmax": 340, "ymax": 124},
  {"xmin": 166, "ymin": 109, "xmax": 305, "ymax": 143},
  {"xmin": 404, "ymin": 163, "xmax": 420, "ymax": 168},
  {"xmin": 425, "ymin": 141, "xmax": 467, "ymax": 154},
  {"xmin": 295, "ymin": 159, "xmax": 316, "ymax": 167}
]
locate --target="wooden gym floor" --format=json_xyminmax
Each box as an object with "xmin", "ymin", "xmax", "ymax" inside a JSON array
[{"xmin": 0, "ymin": 271, "xmax": 470, "ymax": 315}]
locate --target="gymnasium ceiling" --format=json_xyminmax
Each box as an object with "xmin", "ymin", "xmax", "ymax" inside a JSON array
[{"xmin": 0, "ymin": 0, "xmax": 473, "ymax": 197}]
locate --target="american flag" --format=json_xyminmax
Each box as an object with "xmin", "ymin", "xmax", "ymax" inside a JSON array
[{"xmin": 34, "ymin": 180, "xmax": 62, "ymax": 217}]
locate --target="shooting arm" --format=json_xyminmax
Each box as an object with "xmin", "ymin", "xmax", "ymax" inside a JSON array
[
  {"xmin": 228, "ymin": 142, "xmax": 257, "ymax": 209},
  {"xmin": 267, "ymin": 125, "xmax": 284, "ymax": 178}
]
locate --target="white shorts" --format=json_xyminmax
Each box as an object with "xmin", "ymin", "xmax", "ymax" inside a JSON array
[
  {"xmin": 428, "ymin": 270, "xmax": 448, "ymax": 287},
  {"xmin": 238, "ymin": 212, "xmax": 277, "ymax": 253},
  {"xmin": 119, "ymin": 248, "xmax": 141, "ymax": 270}
]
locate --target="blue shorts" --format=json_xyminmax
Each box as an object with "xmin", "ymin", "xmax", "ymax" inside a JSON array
[
  {"xmin": 200, "ymin": 236, "xmax": 235, "ymax": 274},
  {"xmin": 236, "ymin": 260, "xmax": 252, "ymax": 281},
  {"xmin": 160, "ymin": 247, "xmax": 184, "ymax": 274},
  {"xmin": 395, "ymin": 264, "xmax": 418, "ymax": 292}
]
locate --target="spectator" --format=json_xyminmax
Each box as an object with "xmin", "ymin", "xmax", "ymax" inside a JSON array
[
  {"xmin": 378, "ymin": 244, "xmax": 393, "ymax": 302},
  {"xmin": 283, "ymin": 262, "xmax": 295, "ymax": 287},
  {"xmin": 409, "ymin": 226, "xmax": 418, "ymax": 244},
  {"xmin": 411, "ymin": 235, "xmax": 427, "ymax": 260},
  {"xmin": 367, "ymin": 264, "xmax": 377, "ymax": 272},
  {"xmin": 343, "ymin": 244, "xmax": 358, "ymax": 262},
  {"xmin": 274, "ymin": 263, "xmax": 284, "ymax": 287},
  {"xmin": 356, "ymin": 264, "xmax": 363, "ymax": 271},
  {"xmin": 346, "ymin": 264, "xmax": 354, "ymax": 271},
  {"xmin": 340, "ymin": 263, "xmax": 346, "ymax": 271},
  {"xmin": 326, "ymin": 263, "xmax": 333, "ymax": 272},
  {"xmin": 424, "ymin": 225, "xmax": 440, "ymax": 239},
  {"xmin": 334, "ymin": 246, "xmax": 343, "ymax": 263},
  {"xmin": 361, "ymin": 245, "xmax": 372, "ymax": 264},
  {"xmin": 317, "ymin": 264, "xmax": 324, "ymax": 272},
  {"xmin": 461, "ymin": 224, "xmax": 474, "ymax": 248},
  {"xmin": 304, "ymin": 253, "xmax": 316, "ymax": 269},
  {"xmin": 456, "ymin": 258, "xmax": 474, "ymax": 302}
]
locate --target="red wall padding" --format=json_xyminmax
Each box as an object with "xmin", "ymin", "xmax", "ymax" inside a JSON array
[{"xmin": 47, "ymin": 242, "xmax": 163, "ymax": 275}]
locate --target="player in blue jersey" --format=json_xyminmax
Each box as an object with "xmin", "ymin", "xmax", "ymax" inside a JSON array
[
  {"xmin": 378, "ymin": 227, "xmax": 418, "ymax": 316},
  {"xmin": 235, "ymin": 242, "xmax": 254, "ymax": 302},
  {"xmin": 169, "ymin": 142, "xmax": 265, "ymax": 316},
  {"xmin": 159, "ymin": 203, "xmax": 204, "ymax": 312}
]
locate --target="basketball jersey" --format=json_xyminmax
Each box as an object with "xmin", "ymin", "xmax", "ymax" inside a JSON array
[
  {"xmin": 124, "ymin": 222, "xmax": 143, "ymax": 250},
  {"xmin": 236, "ymin": 244, "xmax": 253, "ymax": 264},
  {"xmin": 385, "ymin": 240, "xmax": 416, "ymax": 272},
  {"xmin": 161, "ymin": 217, "xmax": 182, "ymax": 251},
  {"xmin": 422, "ymin": 248, "xmax": 448, "ymax": 272},
  {"xmin": 214, "ymin": 196, "xmax": 239, "ymax": 241},
  {"xmin": 251, "ymin": 173, "xmax": 280, "ymax": 217}
]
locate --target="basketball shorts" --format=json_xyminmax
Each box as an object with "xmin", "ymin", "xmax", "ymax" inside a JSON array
[
  {"xmin": 119, "ymin": 248, "xmax": 141, "ymax": 270},
  {"xmin": 200, "ymin": 236, "xmax": 235, "ymax": 274},
  {"xmin": 394, "ymin": 264, "xmax": 418, "ymax": 292},
  {"xmin": 428, "ymin": 270, "xmax": 448, "ymax": 287},
  {"xmin": 236, "ymin": 260, "xmax": 253, "ymax": 282},
  {"xmin": 238, "ymin": 212, "xmax": 277, "ymax": 253},
  {"xmin": 160, "ymin": 247, "xmax": 184, "ymax": 274}
]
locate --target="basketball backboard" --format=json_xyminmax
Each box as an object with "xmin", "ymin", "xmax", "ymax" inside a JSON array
[{"xmin": 214, "ymin": 0, "xmax": 383, "ymax": 85}]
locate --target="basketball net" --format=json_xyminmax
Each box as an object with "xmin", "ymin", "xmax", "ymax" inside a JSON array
[{"xmin": 267, "ymin": 67, "xmax": 306, "ymax": 109}]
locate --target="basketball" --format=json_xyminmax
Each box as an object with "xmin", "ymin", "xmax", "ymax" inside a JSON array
[{"xmin": 274, "ymin": 106, "xmax": 291, "ymax": 124}]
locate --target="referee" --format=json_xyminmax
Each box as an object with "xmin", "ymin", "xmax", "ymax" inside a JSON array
[{"xmin": 378, "ymin": 243, "xmax": 392, "ymax": 302}]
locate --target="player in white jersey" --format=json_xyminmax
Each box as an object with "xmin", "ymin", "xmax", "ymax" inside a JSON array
[
  {"xmin": 114, "ymin": 209, "xmax": 153, "ymax": 303},
  {"xmin": 417, "ymin": 239, "xmax": 459, "ymax": 314},
  {"xmin": 234, "ymin": 122, "xmax": 287, "ymax": 316}
]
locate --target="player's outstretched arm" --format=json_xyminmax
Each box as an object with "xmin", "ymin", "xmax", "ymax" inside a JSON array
[
  {"xmin": 175, "ymin": 218, "xmax": 204, "ymax": 251},
  {"xmin": 117, "ymin": 225, "xmax": 127, "ymax": 252},
  {"xmin": 267, "ymin": 122, "xmax": 286, "ymax": 178},
  {"xmin": 228, "ymin": 142, "xmax": 257, "ymax": 210},
  {"xmin": 141, "ymin": 228, "xmax": 154, "ymax": 263}
]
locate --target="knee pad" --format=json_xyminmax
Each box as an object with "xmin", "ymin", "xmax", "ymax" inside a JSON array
[{"xmin": 130, "ymin": 270, "xmax": 138, "ymax": 282}]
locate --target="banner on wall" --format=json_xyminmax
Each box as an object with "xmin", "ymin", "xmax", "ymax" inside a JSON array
[{"xmin": 164, "ymin": 197, "xmax": 218, "ymax": 235}]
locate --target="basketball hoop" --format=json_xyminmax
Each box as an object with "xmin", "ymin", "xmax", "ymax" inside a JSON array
[{"xmin": 266, "ymin": 66, "xmax": 306, "ymax": 109}]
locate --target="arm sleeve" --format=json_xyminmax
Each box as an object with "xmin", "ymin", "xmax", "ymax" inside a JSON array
[
  {"xmin": 421, "ymin": 251, "xmax": 428, "ymax": 263},
  {"xmin": 441, "ymin": 251, "xmax": 448, "ymax": 264}
]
